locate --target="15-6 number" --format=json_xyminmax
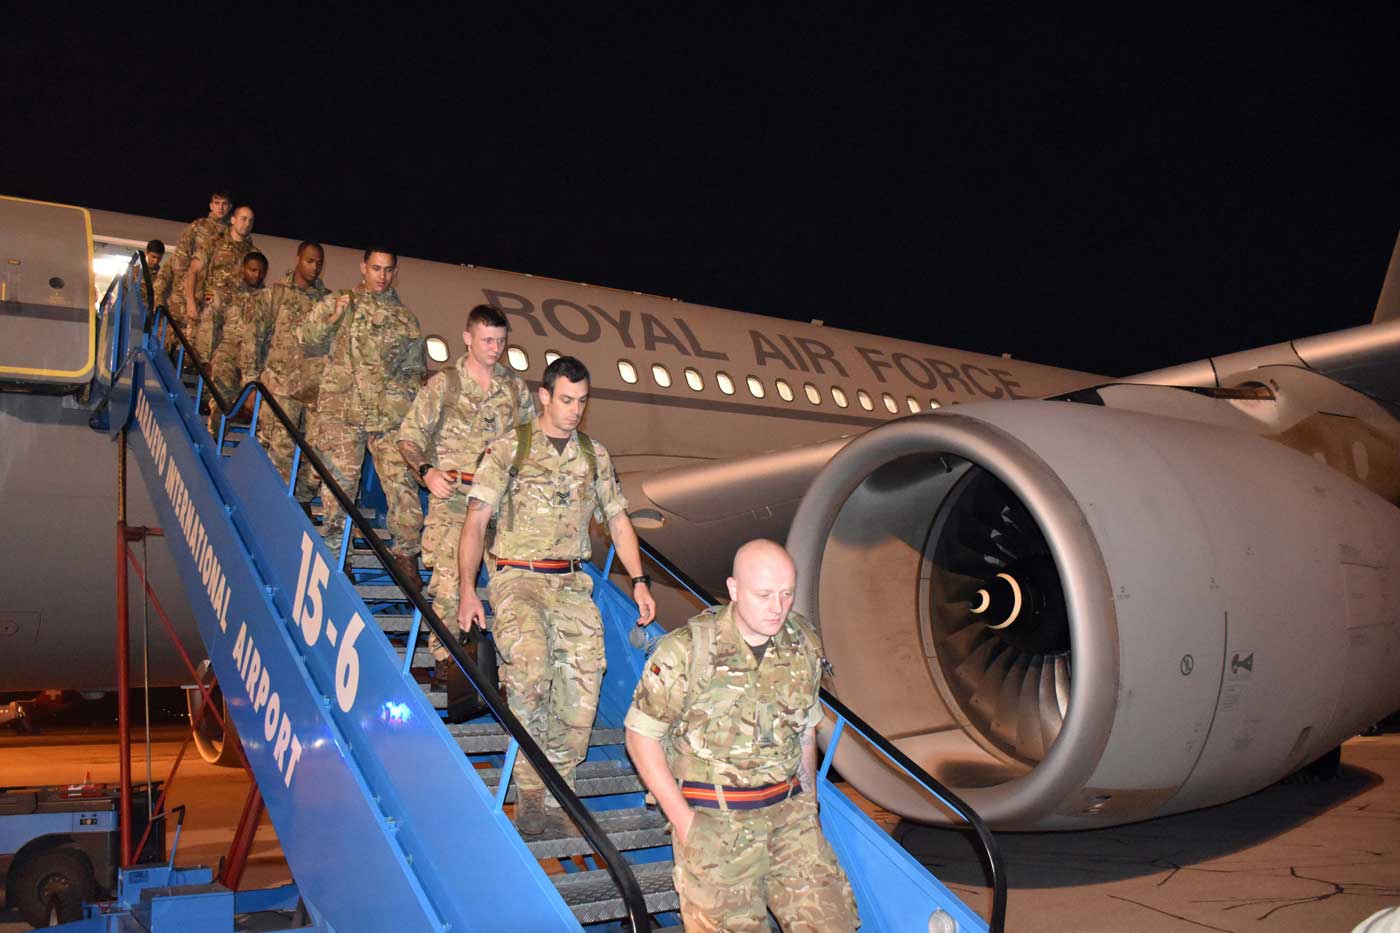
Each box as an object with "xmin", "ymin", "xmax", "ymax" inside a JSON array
[{"xmin": 291, "ymin": 531, "xmax": 364, "ymax": 712}]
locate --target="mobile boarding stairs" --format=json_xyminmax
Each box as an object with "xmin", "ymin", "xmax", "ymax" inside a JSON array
[{"xmin": 64, "ymin": 253, "xmax": 1007, "ymax": 931}]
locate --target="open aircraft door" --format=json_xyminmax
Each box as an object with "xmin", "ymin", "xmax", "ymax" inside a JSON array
[{"xmin": 0, "ymin": 195, "xmax": 96, "ymax": 392}]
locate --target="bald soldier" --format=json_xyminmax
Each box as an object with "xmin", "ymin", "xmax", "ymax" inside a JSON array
[
  {"xmin": 458, "ymin": 355, "xmax": 656, "ymax": 835},
  {"xmin": 396, "ymin": 304, "xmax": 534, "ymax": 684},
  {"xmin": 625, "ymin": 539, "xmax": 858, "ymax": 932}
]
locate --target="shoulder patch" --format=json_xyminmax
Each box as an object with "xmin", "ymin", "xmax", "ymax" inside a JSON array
[{"xmin": 650, "ymin": 663, "xmax": 661, "ymax": 676}]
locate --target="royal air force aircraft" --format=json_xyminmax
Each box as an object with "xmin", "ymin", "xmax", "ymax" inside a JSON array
[{"xmin": 3, "ymin": 195, "xmax": 1399, "ymax": 833}]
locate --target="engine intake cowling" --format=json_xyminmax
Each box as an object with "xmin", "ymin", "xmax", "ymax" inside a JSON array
[{"xmin": 788, "ymin": 401, "xmax": 1400, "ymax": 830}]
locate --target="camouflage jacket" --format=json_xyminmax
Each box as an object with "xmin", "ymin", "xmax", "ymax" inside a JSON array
[
  {"xmin": 197, "ymin": 235, "xmax": 257, "ymax": 305},
  {"xmin": 248, "ymin": 273, "xmax": 331, "ymax": 403},
  {"xmin": 397, "ymin": 358, "xmax": 535, "ymax": 474},
  {"xmin": 208, "ymin": 282, "xmax": 269, "ymax": 399},
  {"xmin": 468, "ymin": 421, "xmax": 627, "ymax": 560},
  {"xmin": 624, "ymin": 605, "xmax": 826, "ymax": 785},
  {"xmin": 298, "ymin": 286, "xmax": 426, "ymax": 432},
  {"xmin": 154, "ymin": 214, "xmax": 227, "ymax": 308}
]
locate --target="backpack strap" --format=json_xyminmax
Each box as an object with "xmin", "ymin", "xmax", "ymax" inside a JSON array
[
  {"xmin": 680, "ymin": 612, "xmax": 720, "ymax": 718},
  {"xmin": 788, "ymin": 614, "xmax": 830, "ymax": 686},
  {"xmin": 505, "ymin": 374, "xmax": 521, "ymax": 430},
  {"xmin": 433, "ymin": 366, "xmax": 463, "ymax": 446},
  {"xmin": 576, "ymin": 430, "xmax": 598, "ymax": 486},
  {"xmin": 503, "ymin": 422, "xmax": 533, "ymax": 531}
]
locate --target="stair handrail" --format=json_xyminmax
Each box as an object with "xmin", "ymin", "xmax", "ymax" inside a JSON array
[
  {"xmin": 635, "ymin": 537, "xmax": 1008, "ymax": 932},
  {"xmin": 126, "ymin": 258, "xmax": 651, "ymax": 931},
  {"xmin": 93, "ymin": 251, "xmax": 153, "ymax": 396}
]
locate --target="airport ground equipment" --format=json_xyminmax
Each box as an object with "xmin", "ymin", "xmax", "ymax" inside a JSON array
[
  {"xmin": 55, "ymin": 250, "xmax": 1004, "ymax": 930},
  {"xmin": 0, "ymin": 781, "xmax": 164, "ymax": 927}
]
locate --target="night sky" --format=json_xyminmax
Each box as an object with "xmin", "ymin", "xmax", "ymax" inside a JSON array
[{"xmin": 5, "ymin": 6, "xmax": 1396, "ymax": 377}]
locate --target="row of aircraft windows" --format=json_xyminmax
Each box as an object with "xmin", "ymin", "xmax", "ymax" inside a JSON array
[
  {"xmin": 428, "ymin": 339, "xmax": 947, "ymax": 415},
  {"xmin": 609, "ymin": 357, "xmax": 945, "ymax": 415}
]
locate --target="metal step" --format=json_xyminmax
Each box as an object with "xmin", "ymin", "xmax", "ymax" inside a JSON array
[
  {"xmin": 374, "ymin": 617, "xmax": 493, "ymax": 650},
  {"xmin": 375, "ymin": 614, "xmax": 415, "ymax": 635},
  {"xmin": 347, "ymin": 551, "xmax": 402, "ymax": 569},
  {"xmin": 526, "ymin": 806, "xmax": 669, "ymax": 860},
  {"xmin": 416, "ymin": 683, "xmax": 447, "ymax": 709},
  {"xmin": 478, "ymin": 760, "xmax": 644, "ymax": 801},
  {"xmin": 353, "ymin": 580, "xmax": 489, "ymax": 601},
  {"xmin": 355, "ymin": 584, "xmax": 420, "ymax": 601},
  {"xmin": 447, "ymin": 722, "xmax": 626, "ymax": 755},
  {"xmin": 552, "ymin": 860, "xmax": 679, "ymax": 924}
]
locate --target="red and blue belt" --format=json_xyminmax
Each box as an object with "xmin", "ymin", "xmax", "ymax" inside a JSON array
[
  {"xmin": 493, "ymin": 557, "xmax": 582, "ymax": 574},
  {"xmin": 680, "ymin": 776, "xmax": 802, "ymax": 810}
]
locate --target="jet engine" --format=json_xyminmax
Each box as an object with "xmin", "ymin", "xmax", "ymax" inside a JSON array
[{"xmin": 788, "ymin": 400, "xmax": 1400, "ymax": 830}]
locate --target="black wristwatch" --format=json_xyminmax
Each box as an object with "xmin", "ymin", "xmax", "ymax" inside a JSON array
[
  {"xmin": 418, "ymin": 463, "xmax": 433, "ymax": 479},
  {"xmin": 631, "ymin": 574, "xmax": 651, "ymax": 587}
]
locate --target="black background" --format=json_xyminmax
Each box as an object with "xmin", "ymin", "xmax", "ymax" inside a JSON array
[{"xmin": 4, "ymin": 5, "xmax": 1396, "ymax": 376}]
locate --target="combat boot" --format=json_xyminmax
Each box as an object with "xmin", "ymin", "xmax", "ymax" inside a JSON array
[
  {"xmin": 515, "ymin": 789, "xmax": 547, "ymax": 836},
  {"xmin": 543, "ymin": 808, "xmax": 581, "ymax": 837}
]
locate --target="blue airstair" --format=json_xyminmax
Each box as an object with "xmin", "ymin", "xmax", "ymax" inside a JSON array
[{"xmin": 68, "ymin": 254, "xmax": 1006, "ymax": 931}]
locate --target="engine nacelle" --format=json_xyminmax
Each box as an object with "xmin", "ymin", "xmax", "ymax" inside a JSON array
[{"xmin": 788, "ymin": 401, "xmax": 1400, "ymax": 829}]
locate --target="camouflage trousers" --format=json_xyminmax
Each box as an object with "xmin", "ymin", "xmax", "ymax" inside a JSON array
[
  {"xmin": 488, "ymin": 567, "xmax": 604, "ymax": 798},
  {"xmin": 309, "ymin": 418, "xmax": 423, "ymax": 560},
  {"xmin": 674, "ymin": 794, "xmax": 858, "ymax": 932},
  {"xmin": 422, "ymin": 489, "xmax": 472, "ymax": 660},
  {"xmin": 256, "ymin": 394, "xmax": 320, "ymax": 502}
]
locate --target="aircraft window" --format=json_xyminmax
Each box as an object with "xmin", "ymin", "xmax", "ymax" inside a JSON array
[
  {"xmin": 717, "ymin": 371, "xmax": 736, "ymax": 395},
  {"xmin": 906, "ymin": 396, "xmax": 920, "ymax": 413},
  {"xmin": 929, "ymin": 398, "xmax": 941, "ymax": 410},
  {"xmin": 804, "ymin": 383, "xmax": 821, "ymax": 405},
  {"xmin": 857, "ymin": 390, "xmax": 874, "ymax": 411},
  {"xmin": 685, "ymin": 367, "xmax": 704, "ymax": 391},
  {"xmin": 882, "ymin": 393, "xmax": 898, "ymax": 413},
  {"xmin": 652, "ymin": 363, "xmax": 672, "ymax": 388},
  {"xmin": 747, "ymin": 376, "xmax": 766, "ymax": 398},
  {"xmin": 424, "ymin": 336, "xmax": 450, "ymax": 363},
  {"xmin": 545, "ymin": 350, "xmax": 561, "ymax": 365},
  {"xmin": 775, "ymin": 379, "xmax": 794, "ymax": 402},
  {"xmin": 507, "ymin": 346, "xmax": 529, "ymax": 371},
  {"xmin": 831, "ymin": 387, "xmax": 848, "ymax": 408},
  {"xmin": 618, "ymin": 360, "xmax": 639, "ymax": 384}
]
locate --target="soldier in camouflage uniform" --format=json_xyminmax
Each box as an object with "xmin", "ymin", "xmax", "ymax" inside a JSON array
[
  {"xmin": 396, "ymin": 305, "xmax": 534, "ymax": 666},
  {"xmin": 625, "ymin": 539, "xmax": 858, "ymax": 932},
  {"xmin": 144, "ymin": 240, "xmax": 164, "ymax": 286},
  {"xmin": 205, "ymin": 253, "xmax": 269, "ymax": 394},
  {"xmin": 231, "ymin": 242, "xmax": 331, "ymax": 501},
  {"xmin": 153, "ymin": 192, "xmax": 229, "ymax": 336},
  {"xmin": 299, "ymin": 249, "xmax": 426, "ymax": 582},
  {"xmin": 458, "ymin": 356, "xmax": 656, "ymax": 835},
  {"xmin": 185, "ymin": 205, "xmax": 257, "ymax": 360}
]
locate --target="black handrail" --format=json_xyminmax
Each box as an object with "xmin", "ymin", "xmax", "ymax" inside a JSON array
[
  {"xmin": 636, "ymin": 537, "xmax": 1008, "ymax": 932},
  {"xmin": 130, "ymin": 260, "xmax": 651, "ymax": 931}
]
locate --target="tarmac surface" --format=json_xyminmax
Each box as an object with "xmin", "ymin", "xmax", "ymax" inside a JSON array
[{"xmin": 1, "ymin": 724, "xmax": 1397, "ymax": 931}]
